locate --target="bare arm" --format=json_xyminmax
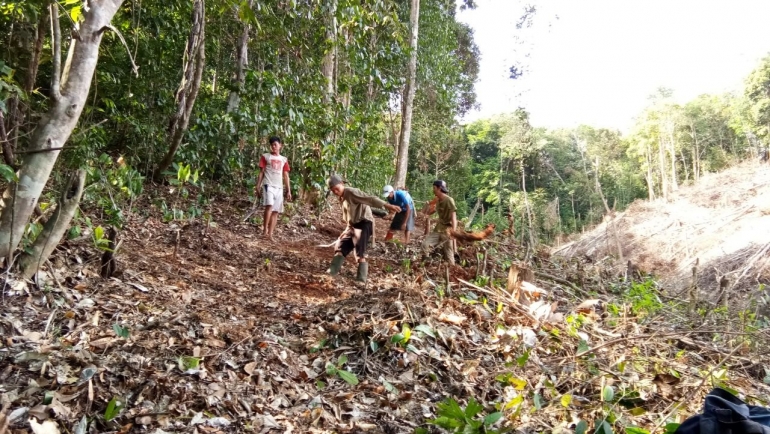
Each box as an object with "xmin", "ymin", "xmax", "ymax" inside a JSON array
[
  {"xmin": 283, "ymin": 171, "xmax": 292, "ymax": 201},
  {"xmin": 451, "ymin": 211, "xmax": 458, "ymax": 231},
  {"xmin": 402, "ymin": 206, "xmax": 412, "ymax": 230},
  {"xmin": 255, "ymin": 169, "xmax": 265, "ymax": 197}
]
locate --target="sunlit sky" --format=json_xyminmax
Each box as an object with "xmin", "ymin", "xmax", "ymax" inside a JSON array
[{"xmin": 457, "ymin": 0, "xmax": 770, "ymax": 132}]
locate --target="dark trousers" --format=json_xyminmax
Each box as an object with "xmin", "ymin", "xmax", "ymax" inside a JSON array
[{"xmin": 337, "ymin": 220, "xmax": 373, "ymax": 260}]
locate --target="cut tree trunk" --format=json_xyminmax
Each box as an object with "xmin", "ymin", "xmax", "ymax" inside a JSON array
[
  {"xmin": 394, "ymin": 0, "xmax": 420, "ymax": 189},
  {"xmin": 18, "ymin": 169, "xmax": 86, "ymax": 278},
  {"xmin": 0, "ymin": 1, "xmax": 124, "ymax": 260},
  {"xmin": 154, "ymin": 0, "xmax": 206, "ymax": 181}
]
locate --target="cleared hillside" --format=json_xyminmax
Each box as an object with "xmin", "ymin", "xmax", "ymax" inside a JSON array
[{"xmin": 554, "ymin": 161, "xmax": 770, "ymax": 301}]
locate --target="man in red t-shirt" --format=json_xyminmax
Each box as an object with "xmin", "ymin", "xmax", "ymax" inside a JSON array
[{"xmin": 256, "ymin": 136, "xmax": 292, "ymax": 240}]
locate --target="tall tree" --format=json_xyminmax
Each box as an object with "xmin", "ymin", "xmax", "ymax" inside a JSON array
[
  {"xmin": 226, "ymin": 1, "xmax": 253, "ymax": 113},
  {"xmin": 394, "ymin": 0, "xmax": 420, "ymax": 189},
  {"xmin": 0, "ymin": 0, "xmax": 125, "ymax": 259},
  {"xmin": 154, "ymin": 0, "xmax": 206, "ymax": 181}
]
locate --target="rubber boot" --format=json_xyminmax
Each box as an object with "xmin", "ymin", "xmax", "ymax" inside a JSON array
[
  {"xmin": 355, "ymin": 262, "xmax": 368, "ymax": 283},
  {"xmin": 327, "ymin": 255, "xmax": 345, "ymax": 276}
]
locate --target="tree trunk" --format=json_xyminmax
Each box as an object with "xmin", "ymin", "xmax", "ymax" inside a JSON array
[
  {"xmin": 644, "ymin": 140, "xmax": 655, "ymax": 200},
  {"xmin": 394, "ymin": 0, "xmax": 420, "ymax": 189},
  {"xmin": 657, "ymin": 137, "xmax": 668, "ymax": 200},
  {"xmin": 0, "ymin": 1, "xmax": 124, "ymax": 260},
  {"xmin": 18, "ymin": 169, "xmax": 86, "ymax": 278},
  {"xmin": 465, "ymin": 197, "xmax": 481, "ymax": 230},
  {"xmin": 5, "ymin": 10, "xmax": 48, "ymax": 160},
  {"xmin": 226, "ymin": 1, "xmax": 251, "ymax": 113},
  {"xmin": 521, "ymin": 160, "xmax": 536, "ymax": 250},
  {"xmin": 593, "ymin": 156, "xmax": 611, "ymax": 214},
  {"xmin": 679, "ymin": 148, "xmax": 689, "ymax": 182},
  {"xmin": 668, "ymin": 129, "xmax": 678, "ymax": 191},
  {"xmin": 691, "ymin": 124, "xmax": 700, "ymax": 181},
  {"xmin": 154, "ymin": 0, "xmax": 206, "ymax": 181},
  {"xmin": 0, "ymin": 112, "xmax": 13, "ymax": 166},
  {"xmin": 321, "ymin": 0, "xmax": 337, "ymax": 103}
]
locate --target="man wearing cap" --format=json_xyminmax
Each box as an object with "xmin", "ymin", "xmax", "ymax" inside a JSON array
[
  {"xmin": 422, "ymin": 180, "xmax": 457, "ymax": 265},
  {"xmin": 327, "ymin": 175, "xmax": 402, "ymax": 284},
  {"xmin": 382, "ymin": 185, "xmax": 416, "ymax": 244}
]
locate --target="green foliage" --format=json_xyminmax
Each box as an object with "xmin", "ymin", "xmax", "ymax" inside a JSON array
[
  {"xmin": 0, "ymin": 60, "xmax": 24, "ymax": 114},
  {"xmin": 82, "ymin": 154, "xmax": 144, "ymax": 229},
  {"xmin": 0, "ymin": 163, "xmax": 18, "ymax": 183},
  {"xmin": 626, "ymin": 278, "xmax": 663, "ymax": 318},
  {"xmin": 390, "ymin": 323, "xmax": 412, "ymax": 347},
  {"xmin": 179, "ymin": 356, "xmax": 201, "ymax": 371},
  {"xmin": 112, "ymin": 323, "xmax": 129, "ymax": 338},
  {"xmin": 325, "ymin": 354, "xmax": 359, "ymax": 386},
  {"xmin": 92, "ymin": 225, "xmax": 111, "ymax": 252},
  {"xmin": 427, "ymin": 397, "xmax": 505, "ymax": 433},
  {"xmin": 103, "ymin": 396, "xmax": 124, "ymax": 421},
  {"xmin": 21, "ymin": 221, "xmax": 43, "ymax": 255}
]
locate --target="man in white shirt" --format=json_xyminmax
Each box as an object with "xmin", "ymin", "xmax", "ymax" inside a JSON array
[{"xmin": 256, "ymin": 136, "xmax": 292, "ymax": 240}]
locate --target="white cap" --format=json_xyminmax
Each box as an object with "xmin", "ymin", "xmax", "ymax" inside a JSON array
[{"xmin": 382, "ymin": 185, "xmax": 394, "ymax": 197}]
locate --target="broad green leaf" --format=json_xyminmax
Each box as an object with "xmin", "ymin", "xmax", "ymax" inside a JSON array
[
  {"xmin": 94, "ymin": 225, "xmax": 104, "ymax": 241},
  {"xmin": 104, "ymin": 396, "xmax": 123, "ymax": 421},
  {"xmin": 602, "ymin": 385, "xmax": 615, "ymax": 402},
  {"xmin": 595, "ymin": 420, "xmax": 614, "ymax": 434},
  {"xmin": 390, "ymin": 333, "xmax": 405, "ymax": 343},
  {"xmin": 484, "ymin": 412, "xmax": 503, "ymax": 426},
  {"xmin": 625, "ymin": 427, "xmax": 650, "ymax": 434},
  {"xmin": 464, "ymin": 397, "xmax": 482, "ymax": 418},
  {"xmin": 436, "ymin": 398, "xmax": 465, "ymax": 420},
  {"xmin": 664, "ymin": 423, "xmax": 681, "ymax": 434},
  {"xmin": 430, "ymin": 416, "xmax": 462, "ymax": 429},
  {"xmin": 381, "ymin": 379, "xmax": 398, "ymax": 394},
  {"xmin": 325, "ymin": 362, "xmax": 337, "ymax": 376},
  {"xmin": 575, "ymin": 420, "xmax": 588, "ymax": 434},
  {"xmin": 533, "ymin": 393, "xmax": 544, "ymax": 410},
  {"xmin": 405, "ymin": 343, "xmax": 422, "ymax": 354},
  {"xmin": 413, "ymin": 324, "xmax": 435, "ymax": 338},
  {"xmin": 414, "ymin": 429, "xmax": 428, "ymax": 434},
  {"xmin": 180, "ymin": 356, "xmax": 200, "ymax": 371},
  {"xmin": 516, "ymin": 350, "xmax": 530, "ymax": 367},
  {"xmin": 0, "ymin": 164, "xmax": 18, "ymax": 182},
  {"xmin": 337, "ymin": 369, "xmax": 359, "ymax": 385},
  {"xmin": 337, "ymin": 354, "xmax": 348, "ymax": 367},
  {"xmin": 560, "ymin": 394, "xmax": 572, "ymax": 408},
  {"xmin": 315, "ymin": 380, "xmax": 326, "ymax": 390},
  {"xmin": 112, "ymin": 323, "xmax": 129, "ymax": 338},
  {"xmin": 577, "ymin": 340, "xmax": 590, "ymax": 354}
]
